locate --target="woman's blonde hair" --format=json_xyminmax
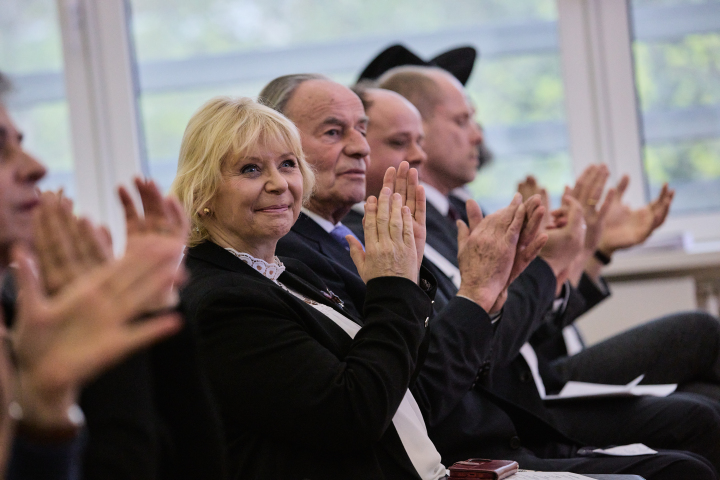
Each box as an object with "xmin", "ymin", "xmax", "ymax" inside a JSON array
[{"xmin": 170, "ymin": 96, "xmax": 314, "ymax": 247}]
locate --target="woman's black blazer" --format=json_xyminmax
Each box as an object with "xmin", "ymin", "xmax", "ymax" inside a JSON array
[{"xmin": 182, "ymin": 241, "xmax": 435, "ymax": 480}]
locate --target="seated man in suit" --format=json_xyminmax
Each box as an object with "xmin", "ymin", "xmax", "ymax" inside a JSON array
[
  {"xmin": 370, "ymin": 63, "xmax": 720, "ymax": 470},
  {"xmin": 262, "ymin": 72, "xmax": 550, "ymax": 438},
  {"xmin": 259, "ymin": 73, "xmax": 717, "ymax": 479},
  {"xmin": 517, "ymin": 172, "xmax": 720, "ymax": 399}
]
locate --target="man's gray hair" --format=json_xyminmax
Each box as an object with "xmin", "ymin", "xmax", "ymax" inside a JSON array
[
  {"xmin": 377, "ymin": 65, "xmax": 445, "ymax": 119},
  {"xmin": 259, "ymin": 73, "xmax": 329, "ymax": 114}
]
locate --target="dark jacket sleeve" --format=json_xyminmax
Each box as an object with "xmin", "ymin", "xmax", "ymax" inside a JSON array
[
  {"xmin": 7, "ymin": 434, "xmax": 84, "ymax": 480},
  {"xmin": 195, "ymin": 275, "xmax": 431, "ymax": 451},
  {"xmin": 410, "ymin": 256, "xmax": 555, "ymax": 427},
  {"xmin": 578, "ymin": 272, "xmax": 611, "ymax": 311},
  {"xmin": 491, "ymin": 257, "xmax": 557, "ymax": 367},
  {"xmin": 534, "ymin": 272, "xmax": 611, "ymax": 344},
  {"xmin": 531, "ymin": 272, "xmax": 612, "ymax": 361},
  {"xmin": 411, "ymin": 296, "xmax": 494, "ymax": 427}
]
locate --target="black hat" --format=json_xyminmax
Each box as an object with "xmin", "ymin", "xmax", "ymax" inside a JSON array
[{"xmin": 357, "ymin": 44, "xmax": 478, "ymax": 85}]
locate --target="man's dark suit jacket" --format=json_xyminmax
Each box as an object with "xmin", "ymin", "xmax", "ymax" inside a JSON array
[
  {"xmin": 183, "ymin": 241, "xmax": 434, "ymax": 480},
  {"xmin": 275, "ymin": 213, "xmax": 583, "ymax": 462},
  {"xmin": 277, "ymin": 213, "xmax": 498, "ymax": 428}
]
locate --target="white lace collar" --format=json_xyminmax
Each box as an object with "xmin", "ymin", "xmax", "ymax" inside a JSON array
[{"xmin": 225, "ymin": 248, "xmax": 286, "ymax": 282}]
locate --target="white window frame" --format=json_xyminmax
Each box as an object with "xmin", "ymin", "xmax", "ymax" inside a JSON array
[
  {"xmin": 51, "ymin": 0, "xmax": 720, "ymax": 247},
  {"xmin": 559, "ymin": 0, "xmax": 720, "ymax": 242},
  {"xmin": 56, "ymin": 0, "xmax": 145, "ymax": 252}
]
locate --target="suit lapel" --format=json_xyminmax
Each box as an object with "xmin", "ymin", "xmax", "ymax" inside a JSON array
[
  {"xmin": 448, "ymin": 194, "xmax": 470, "ymax": 223},
  {"xmin": 425, "ymin": 202, "xmax": 460, "ymax": 267},
  {"xmin": 291, "ymin": 213, "xmax": 360, "ymax": 275},
  {"xmin": 276, "ymin": 266, "xmax": 359, "ymax": 323}
]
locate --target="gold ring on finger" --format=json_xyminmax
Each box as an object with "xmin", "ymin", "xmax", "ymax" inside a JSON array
[{"xmin": 586, "ymin": 198, "xmax": 598, "ymax": 206}]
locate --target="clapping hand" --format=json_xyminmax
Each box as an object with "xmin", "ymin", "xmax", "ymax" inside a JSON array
[
  {"xmin": 507, "ymin": 194, "xmax": 548, "ymax": 286},
  {"xmin": 119, "ymin": 178, "xmax": 189, "ymax": 309},
  {"xmin": 518, "ymin": 175, "xmax": 553, "ymax": 232},
  {"xmin": 349, "ymin": 183, "xmax": 418, "ymax": 284},
  {"xmin": 9, "ymin": 183, "xmax": 187, "ymax": 435},
  {"xmin": 564, "ymin": 165, "xmax": 615, "ymax": 284},
  {"xmin": 119, "ymin": 178, "xmax": 189, "ymax": 250},
  {"xmin": 34, "ymin": 191, "xmax": 112, "ymax": 295},
  {"xmin": 377, "ymin": 162, "xmax": 426, "ymax": 266},
  {"xmin": 568, "ymin": 165, "xmax": 615, "ymax": 254},
  {"xmin": 539, "ymin": 194, "xmax": 587, "ymax": 290},
  {"xmin": 597, "ymin": 176, "xmax": 674, "ymax": 255},
  {"xmin": 455, "ymin": 194, "xmax": 527, "ymax": 313}
]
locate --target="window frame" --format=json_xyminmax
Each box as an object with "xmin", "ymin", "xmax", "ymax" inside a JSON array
[{"xmin": 49, "ymin": 0, "xmax": 720, "ymax": 245}]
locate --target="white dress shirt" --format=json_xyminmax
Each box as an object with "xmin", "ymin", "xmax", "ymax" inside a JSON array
[
  {"xmin": 421, "ymin": 182, "xmax": 450, "ymax": 216},
  {"xmin": 302, "ymin": 207, "xmax": 339, "ymax": 232}
]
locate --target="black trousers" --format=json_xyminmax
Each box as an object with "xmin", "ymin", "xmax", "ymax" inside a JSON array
[
  {"xmin": 553, "ymin": 311, "xmax": 720, "ymax": 399},
  {"xmin": 513, "ymin": 444, "xmax": 717, "ymax": 480},
  {"xmin": 545, "ymin": 392, "xmax": 720, "ymax": 472}
]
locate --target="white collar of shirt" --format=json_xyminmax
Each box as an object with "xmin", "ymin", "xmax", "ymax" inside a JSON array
[
  {"xmin": 450, "ymin": 186, "xmax": 473, "ymax": 202},
  {"xmin": 421, "ymin": 182, "xmax": 450, "ymax": 216},
  {"xmin": 301, "ymin": 207, "xmax": 338, "ymax": 233},
  {"xmin": 351, "ymin": 202, "xmax": 365, "ymax": 215}
]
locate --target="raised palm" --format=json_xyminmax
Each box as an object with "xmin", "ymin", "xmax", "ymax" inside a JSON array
[{"xmin": 598, "ymin": 176, "xmax": 673, "ymax": 253}]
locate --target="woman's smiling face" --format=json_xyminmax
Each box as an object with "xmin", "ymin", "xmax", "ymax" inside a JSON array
[{"xmin": 206, "ymin": 137, "xmax": 304, "ymax": 256}]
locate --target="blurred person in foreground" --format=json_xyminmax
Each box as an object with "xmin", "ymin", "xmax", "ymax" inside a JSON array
[
  {"xmin": 0, "ymin": 71, "xmax": 227, "ymax": 480},
  {"xmin": 0, "ymin": 72, "xmax": 194, "ymax": 479},
  {"xmin": 259, "ymin": 72, "xmax": 717, "ymax": 479}
]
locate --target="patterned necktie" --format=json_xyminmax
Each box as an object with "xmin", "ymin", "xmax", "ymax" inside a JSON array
[{"xmin": 330, "ymin": 224, "xmax": 362, "ymax": 251}]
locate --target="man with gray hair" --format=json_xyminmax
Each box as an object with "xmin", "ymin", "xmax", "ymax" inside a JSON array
[{"xmin": 262, "ymin": 73, "xmax": 541, "ymax": 480}]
